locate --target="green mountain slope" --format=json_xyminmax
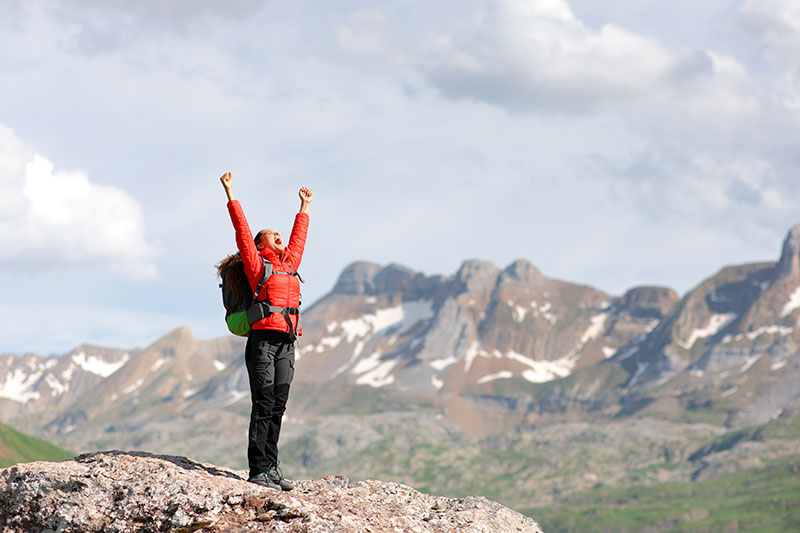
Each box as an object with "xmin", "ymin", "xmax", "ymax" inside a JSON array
[
  {"xmin": 0, "ymin": 422, "xmax": 73, "ymax": 468},
  {"xmin": 278, "ymin": 408, "xmax": 800, "ymax": 531},
  {"xmin": 528, "ymin": 458, "xmax": 800, "ymax": 533}
]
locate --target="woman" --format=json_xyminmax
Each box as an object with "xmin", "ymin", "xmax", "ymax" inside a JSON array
[{"xmin": 220, "ymin": 171, "xmax": 312, "ymax": 491}]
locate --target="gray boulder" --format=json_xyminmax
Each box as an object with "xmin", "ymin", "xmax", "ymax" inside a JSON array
[{"xmin": 0, "ymin": 451, "xmax": 542, "ymax": 532}]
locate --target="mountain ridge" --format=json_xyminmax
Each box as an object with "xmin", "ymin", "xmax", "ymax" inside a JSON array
[{"xmin": 4, "ymin": 227, "xmax": 800, "ymax": 432}]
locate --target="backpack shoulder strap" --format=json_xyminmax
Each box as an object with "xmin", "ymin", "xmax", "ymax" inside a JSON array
[
  {"xmin": 253, "ymin": 256, "xmax": 273, "ymax": 302},
  {"xmin": 270, "ymin": 261, "xmax": 304, "ymax": 284}
]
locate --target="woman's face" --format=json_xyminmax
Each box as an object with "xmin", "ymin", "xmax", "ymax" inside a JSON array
[{"xmin": 257, "ymin": 229, "xmax": 284, "ymax": 253}]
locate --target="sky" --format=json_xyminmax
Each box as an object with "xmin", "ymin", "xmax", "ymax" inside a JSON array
[{"xmin": 1, "ymin": 0, "xmax": 799, "ymax": 354}]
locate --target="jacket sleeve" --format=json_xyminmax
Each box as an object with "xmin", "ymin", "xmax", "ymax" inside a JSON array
[
  {"xmin": 227, "ymin": 200, "xmax": 263, "ymax": 287},
  {"xmin": 284, "ymin": 212, "xmax": 309, "ymax": 269}
]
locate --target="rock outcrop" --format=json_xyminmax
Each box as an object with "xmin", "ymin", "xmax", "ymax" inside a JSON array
[
  {"xmin": 0, "ymin": 451, "xmax": 542, "ymax": 533},
  {"xmin": 775, "ymin": 223, "xmax": 800, "ymax": 280}
]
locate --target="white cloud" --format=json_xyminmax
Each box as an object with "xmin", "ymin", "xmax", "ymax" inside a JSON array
[
  {"xmin": 0, "ymin": 125, "xmax": 158, "ymax": 280},
  {"xmin": 43, "ymin": 0, "xmax": 269, "ymax": 52},
  {"xmin": 336, "ymin": 10, "xmax": 394, "ymax": 57},
  {"xmin": 335, "ymin": 0, "xmax": 758, "ymax": 121},
  {"xmin": 740, "ymin": 0, "xmax": 800, "ymax": 114},
  {"xmin": 740, "ymin": 0, "xmax": 800, "ymax": 50},
  {"xmin": 418, "ymin": 0, "xmax": 677, "ymax": 112}
]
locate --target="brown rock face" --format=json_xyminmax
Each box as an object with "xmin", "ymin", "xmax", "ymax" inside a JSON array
[
  {"xmin": 617, "ymin": 286, "xmax": 679, "ymax": 321},
  {"xmin": 775, "ymin": 224, "xmax": 800, "ymax": 280},
  {"xmin": 0, "ymin": 451, "xmax": 542, "ymax": 533}
]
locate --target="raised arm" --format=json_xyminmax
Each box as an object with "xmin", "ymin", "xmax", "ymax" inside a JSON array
[
  {"xmin": 299, "ymin": 186, "xmax": 313, "ymax": 214},
  {"xmin": 284, "ymin": 187, "xmax": 312, "ymax": 267},
  {"xmin": 220, "ymin": 172, "xmax": 235, "ymax": 202},
  {"xmin": 220, "ymin": 171, "xmax": 262, "ymax": 286}
]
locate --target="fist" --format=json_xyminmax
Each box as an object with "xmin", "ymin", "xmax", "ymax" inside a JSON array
[
  {"xmin": 220, "ymin": 172, "xmax": 232, "ymax": 189},
  {"xmin": 299, "ymin": 187, "xmax": 313, "ymax": 203}
]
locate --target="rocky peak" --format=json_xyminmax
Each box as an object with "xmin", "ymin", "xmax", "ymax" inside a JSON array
[
  {"xmin": 372, "ymin": 263, "xmax": 418, "ymax": 293},
  {"xmin": 153, "ymin": 326, "xmax": 196, "ymax": 349},
  {"xmin": 456, "ymin": 259, "xmax": 500, "ymax": 293},
  {"xmin": 331, "ymin": 262, "xmax": 444, "ymax": 299},
  {"xmin": 0, "ymin": 451, "xmax": 542, "ymax": 533},
  {"xmin": 775, "ymin": 224, "xmax": 800, "ymax": 280},
  {"xmin": 500, "ymin": 259, "xmax": 545, "ymax": 285},
  {"xmin": 331, "ymin": 261, "xmax": 382, "ymax": 294},
  {"xmin": 617, "ymin": 286, "xmax": 679, "ymax": 320}
]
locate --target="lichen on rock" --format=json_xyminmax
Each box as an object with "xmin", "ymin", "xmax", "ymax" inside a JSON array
[{"xmin": 0, "ymin": 450, "xmax": 542, "ymax": 532}]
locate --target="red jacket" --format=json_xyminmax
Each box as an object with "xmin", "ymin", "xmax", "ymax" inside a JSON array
[{"xmin": 227, "ymin": 200, "xmax": 309, "ymax": 335}]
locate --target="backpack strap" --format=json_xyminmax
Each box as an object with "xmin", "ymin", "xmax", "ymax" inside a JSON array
[
  {"xmin": 245, "ymin": 256, "xmax": 303, "ymax": 340},
  {"xmin": 246, "ymin": 302, "xmax": 301, "ymax": 341},
  {"xmin": 252, "ymin": 256, "xmax": 273, "ymax": 302}
]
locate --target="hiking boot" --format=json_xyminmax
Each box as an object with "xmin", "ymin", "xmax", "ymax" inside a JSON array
[
  {"xmin": 247, "ymin": 472, "xmax": 281, "ymax": 490},
  {"xmin": 266, "ymin": 464, "xmax": 294, "ymax": 491}
]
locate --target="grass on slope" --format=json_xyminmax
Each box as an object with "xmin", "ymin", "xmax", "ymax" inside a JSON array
[
  {"xmin": 0, "ymin": 422, "xmax": 74, "ymax": 468},
  {"xmin": 527, "ymin": 457, "xmax": 800, "ymax": 533}
]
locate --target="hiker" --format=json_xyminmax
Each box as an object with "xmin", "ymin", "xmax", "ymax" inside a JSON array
[{"xmin": 219, "ymin": 171, "xmax": 312, "ymax": 491}]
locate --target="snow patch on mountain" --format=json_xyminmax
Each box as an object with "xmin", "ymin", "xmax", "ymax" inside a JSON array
[
  {"xmin": 506, "ymin": 300, "xmax": 559, "ymax": 324},
  {"xmin": 44, "ymin": 373, "xmax": 67, "ymax": 396},
  {"xmin": 507, "ymin": 351, "xmax": 575, "ymax": 383},
  {"xmin": 122, "ymin": 378, "xmax": 144, "ymax": 395},
  {"xmin": 677, "ymin": 313, "xmax": 737, "ymax": 349},
  {"xmin": 781, "ymin": 286, "xmax": 800, "ymax": 317},
  {"xmin": 352, "ymin": 350, "xmax": 383, "ymax": 375},
  {"xmin": 531, "ymin": 301, "xmax": 557, "ymax": 324},
  {"xmin": 353, "ymin": 351, "xmax": 397, "ymax": 387},
  {"xmin": 723, "ymin": 325, "xmax": 793, "ymax": 343},
  {"xmin": 465, "ymin": 342, "xmax": 483, "ymax": 372},
  {"xmin": 429, "ymin": 355, "xmax": 459, "ymax": 371},
  {"xmin": 332, "ymin": 300, "xmax": 435, "ymax": 343},
  {"xmin": 353, "ymin": 340, "xmax": 366, "ymax": 359},
  {"xmin": 340, "ymin": 319, "xmax": 370, "ymax": 342},
  {"xmin": 581, "ymin": 312, "xmax": 609, "ymax": 344},
  {"xmin": 0, "ymin": 368, "xmax": 43, "ymax": 403},
  {"xmin": 510, "ymin": 302, "xmax": 528, "ymax": 323},
  {"xmin": 72, "ymin": 351, "xmax": 129, "ymax": 377},
  {"xmin": 312, "ymin": 336, "xmax": 343, "ymax": 353},
  {"xmin": 463, "ymin": 345, "xmax": 578, "ymax": 384},
  {"xmin": 60, "ymin": 365, "xmax": 76, "ymax": 382},
  {"xmin": 477, "ymin": 370, "xmax": 514, "ymax": 384}
]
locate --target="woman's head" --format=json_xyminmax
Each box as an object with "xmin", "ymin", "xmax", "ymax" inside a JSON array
[{"xmin": 254, "ymin": 229, "xmax": 284, "ymax": 254}]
